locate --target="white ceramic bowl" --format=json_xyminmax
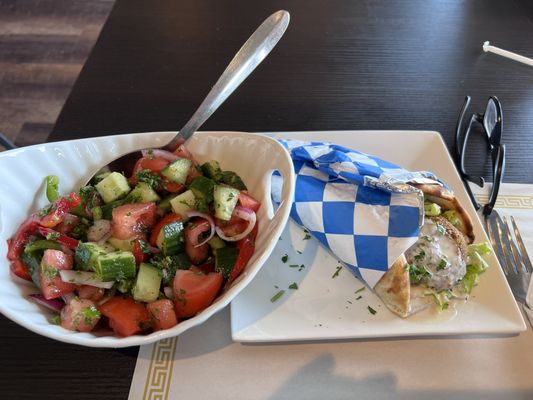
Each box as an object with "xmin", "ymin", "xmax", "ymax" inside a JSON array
[{"xmin": 0, "ymin": 131, "xmax": 295, "ymax": 347}]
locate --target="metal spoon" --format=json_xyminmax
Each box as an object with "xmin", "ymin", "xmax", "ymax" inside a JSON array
[{"xmin": 92, "ymin": 10, "xmax": 290, "ymax": 179}]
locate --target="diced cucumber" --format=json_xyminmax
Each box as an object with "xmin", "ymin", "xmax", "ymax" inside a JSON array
[
  {"xmin": 91, "ymin": 206, "xmax": 103, "ymax": 221},
  {"xmin": 208, "ymin": 236, "xmax": 226, "ymax": 250},
  {"xmin": 132, "ymin": 263, "xmax": 162, "ymax": 303},
  {"xmin": 95, "ymin": 251, "xmax": 136, "ymax": 281},
  {"xmin": 161, "ymin": 158, "xmax": 192, "ymax": 184},
  {"xmin": 221, "ymin": 170, "xmax": 247, "ymax": 191},
  {"xmin": 156, "ymin": 221, "xmax": 185, "ymax": 256},
  {"xmin": 75, "ymin": 242, "xmax": 109, "ymax": 271},
  {"xmin": 93, "ymin": 171, "xmax": 111, "ymax": 185},
  {"xmin": 214, "ymin": 185, "xmax": 240, "ymax": 221},
  {"xmin": 130, "ymin": 182, "xmax": 161, "ymax": 203},
  {"xmin": 158, "ymin": 195, "xmax": 176, "ymax": 212},
  {"xmin": 201, "ymin": 160, "xmax": 223, "ymax": 182},
  {"xmin": 189, "ymin": 176, "xmax": 215, "ymax": 203},
  {"xmin": 95, "ymin": 172, "xmax": 131, "ymax": 203},
  {"xmin": 215, "ymin": 246, "xmax": 239, "ymax": 278},
  {"xmin": 169, "ymin": 190, "xmax": 196, "ymax": 216},
  {"xmin": 108, "ymin": 237, "xmax": 134, "ymax": 251}
]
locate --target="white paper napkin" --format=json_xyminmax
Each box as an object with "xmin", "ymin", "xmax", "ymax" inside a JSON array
[{"xmin": 470, "ymin": 182, "xmax": 533, "ymax": 325}]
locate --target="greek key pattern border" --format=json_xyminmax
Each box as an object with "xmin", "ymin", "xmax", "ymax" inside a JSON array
[
  {"xmin": 142, "ymin": 337, "xmax": 178, "ymax": 400},
  {"xmin": 474, "ymin": 194, "xmax": 533, "ymax": 209}
]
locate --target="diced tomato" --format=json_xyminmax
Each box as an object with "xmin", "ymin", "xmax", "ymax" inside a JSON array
[
  {"xmin": 37, "ymin": 227, "xmax": 79, "ymax": 249},
  {"xmin": 60, "ymin": 298, "xmax": 101, "ymax": 332},
  {"xmin": 39, "ymin": 249, "xmax": 76, "ymax": 300},
  {"xmin": 131, "ymin": 239, "xmax": 147, "ymax": 265},
  {"xmin": 218, "ymin": 220, "xmax": 248, "ymax": 237},
  {"xmin": 10, "ymin": 259, "xmax": 32, "ymax": 281},
  {"xmin": 147, "ymin": 299, "xmax": 178, "ymax": 331},
  {"xmin": 173, "ymin": 270, "xmax": 223, "ymax": 318},
  {"xmin": 7, "ymin": 217, "xmax": 39, "ymax": 261},
  {"xmin": 111, "ymin": 202, "xmax": 157, "ymax": 240},
  {"xmin": 77, "ymin": 285, "xmax": 105, "ymax": 302},
  {"xmin": 150, "ymin": 213, "xmax": 183, "ymax": 246},
  {"xmin": 133, "ymin": 156, "xmax": 169, "ymax": 174},
  {"xmin": 184, "ymin": 218, "xmax": 211, "ymax": 264},
  {"xmin": 39, "ymin": 192, "xmax": 82, "ymax": 228},
  {"xmin": 194, "ymin": 263, "xmax": 215, "ymax": 274},
  {"xmin": 54, "ymin": 213, "xmax": 80, "ymax": 235},
  {"xmin": 238, "ymin": 191, "xmax": 261, "ymax": 212},
  {"xmin": 162, "ymin": 180, "xmax": 185, "ymax": 193},
  {"xmin": 99, "ymin": 297, "xmax": 151, "ymax": 337},
  {"xmin": 227, "ymin": 223, "xmax": 258, "ymax": 286}
]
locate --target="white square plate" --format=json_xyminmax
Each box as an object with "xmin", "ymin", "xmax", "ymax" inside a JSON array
[{"xmin": 230, "ymin": 130, "xmax": 526, "ymax": 342}]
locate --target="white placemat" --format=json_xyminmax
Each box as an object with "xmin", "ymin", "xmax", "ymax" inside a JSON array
[{"xmin": 129, "ymin": 183, "xmax": 533, "ymax": 400}]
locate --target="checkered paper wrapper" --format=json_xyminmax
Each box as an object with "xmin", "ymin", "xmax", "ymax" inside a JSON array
[{"xmin": 273, "ymin": 140, "xmax": 445, "ymax": 288}]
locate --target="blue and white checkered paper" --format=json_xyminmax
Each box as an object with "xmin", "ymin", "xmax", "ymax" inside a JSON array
[{"xmin": 275, "ymin": 140, "xmax": 443, "ymax": 288}]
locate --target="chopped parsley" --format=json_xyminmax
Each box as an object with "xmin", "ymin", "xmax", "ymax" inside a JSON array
[
  {"xmin": 288, "ymin": 282, "xmax": 298, "ymax": 290},
  {"xmin": 355, "ymin": 287, "xmax": 366, "ymax": 294},
  {"xmin": 332, "ymin": 265, "xmax": 343, "ymax": 279},
  {"xmin": 356, "ymin": 295, "xmax": 363, "ymax": 300},
  {"xmin": 436, "ymin": 223, "xmax": 446, "ymax": 235},
  {"xmin": 408, "ymin": 263, "xmax": 430, "ymax": 284},
  {"xmin": 135, "ymin": 170, "xmax": 162, "ymax": 189},
  {"xmin": 38, "ymin": 204, "xmax": 53, "ymax": 217},
  {"xmin": 367, "ymin": 306, "xmax": 377, "ymax": 315},
  {"xmin": 281, "ymin": 254, "xmax": 289, "ymax": 263},
  {"xmin": 45, "ymin": 231, "xmax": 60, "ymax": 240},
  {"xmin": 303, "ymin": 232, "xmax": 312, "ymax": 240},
  {"xmin": 296, "ymin": 250, "xmax": 303, "ymax": 254},
  {"xmin": 270, "ymin": 290, "xmax": 285, "ymax": 302},
  {"xmin": 414, "ymin": 251, "xmax": 425, "ymax": 261},
  {"xmin": 437, "ymin": 259, "xmax": 449, "ymax": 271},
  {"xmin": 81, "ymin": 306, "xmax": 101, "ymax": 325}
]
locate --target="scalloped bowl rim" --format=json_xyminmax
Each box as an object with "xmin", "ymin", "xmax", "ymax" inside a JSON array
[{"xmin": 0, "ymin": 131, "xmax": 295, "ymax": 347}]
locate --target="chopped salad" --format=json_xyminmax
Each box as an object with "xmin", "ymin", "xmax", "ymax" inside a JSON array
[{"xmin": 6, "ymin": 144, "xmax": 260, "ymax": 337}]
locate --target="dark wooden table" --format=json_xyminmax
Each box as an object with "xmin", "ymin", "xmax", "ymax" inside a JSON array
[{"xmin": 4, "ymin": 0, "xmax": 533, "ymax": 398}]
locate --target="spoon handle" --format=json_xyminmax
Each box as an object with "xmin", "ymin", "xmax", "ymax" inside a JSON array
[{"xmin": 166, "ymin": 10, "xmax": 290, "ymax": 149}]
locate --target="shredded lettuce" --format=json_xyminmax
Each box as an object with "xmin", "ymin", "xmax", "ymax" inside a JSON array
[
  {"xmin": 459, "ymin": 242, "xmax": 492, "ymax": 294},
  {"xmin": 424, "ymin": 201, "xmax": 442, "ymax": 216},
  {"xmin": 442, "ymin": 210, "xmax": 461, "ymax": 229},
  {"xmin": 425, "ymin": 289, "xmax": 453, "ymax": 311}
]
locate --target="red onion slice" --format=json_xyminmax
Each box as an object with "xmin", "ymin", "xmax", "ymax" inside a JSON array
[
  {"xmin": 28, "ymin": 294, "xmax": 64, "ymax": 312},
  {"xmin": 141, "ymin": 148, "xmax": 179, "ymax": 162},
  {"xmin": 59, "ymin": 270, "xmax": 115, "ymax": 289},
  {"xmin": 215, "ymin": 206, "xmax": 257, "ymax": 242},
  {"xmin": 163, "ymin": 286, "xmax": 174, "ymax": 299},
  {"xmin": 186, "ymin": 211, "xmax": 215, "ymax": 247},
  {"xmin": 87, "ymin": 219, "xmax": 112, "ymax": 242}
]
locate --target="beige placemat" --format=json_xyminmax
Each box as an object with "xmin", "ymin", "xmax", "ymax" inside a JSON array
[{"xmin": 129, "ymin": 183, "xmax": 533, "ymax": 400}]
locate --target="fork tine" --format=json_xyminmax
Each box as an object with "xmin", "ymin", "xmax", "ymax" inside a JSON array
[
  {"xmin": 503, "ymin": 217, "xmax": 526, "ymax": 273},
  {"xmin": 510, "ymin": 216, "xmax": 533, "ymax": 273},
  {"xmin": 494, "ymin": 212, "xmax": 519, "ymax": 274},
  {"xmin": 486, "ymin": 213, "xmax": 509, "ymax": 275}
]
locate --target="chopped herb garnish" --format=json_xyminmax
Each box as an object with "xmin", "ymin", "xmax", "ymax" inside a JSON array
[
  {"xmin": 355, "ymin": 287, "xmax": 366, "ymax": 294},
  {"xmin": 437, "ymin": 259, "xmax": 449, "ymax": 270},
  {"xmin": 281, "ymin": 254, "xmax": 289, "ymax": 263},
  {"xmin": 356, "ymin": 295, "xmax": 363, "ymax": 300},
  {"xmin": 422, "ymin": 235, "xmax": 431, "ymax": 242},
  {"xmin": 297, "ymin": 250, "xmax": 303, "ymax": 254},
  {"xmin": 270, "ymin": 290, "xmax": 285, "ymax": 302},
  {"xmin": 436, "ymin": 223, "xmax": 446, "ymax": 235},
  {"xmin": 135, "ymin": 170, "xmax": 162, "ymax": 189},
  {"xmin": 50, "ymin": 314, "xmax": 61, "ymax": 325},
  {"xmin": 408, "ymin": 263, "xmax": 430, "ymax": 284},
  {"xmin": 45, "ymin": 231, "xmax": 60, "ymax": 240},
  {"xmin": 38, "ymin": 204, "xmax": 53, "ymax": 217},
  {"xmin": 414, "ymin": 251, "xmax": 426, "ymax": 261},
  {"xmin": 347, "ymin": 300, "xmax": 352, "ymax": 304},
  {"xmin": 288, "ymin": 282, "xmax": 298, "ymax": 290},
  {"xmin": 303, "ymin": 233, "xmax": 312, "ymax": 240},
  {"xmin": 298, "ymin": 264, "xmax": 305, "ymax": 271},
  {"xmin": 367, "ymin": 306, "xmax": 377, "ymax": 315},
  {"xmin": 332, "ymin": 265, "xmax": 343, "ymax": 278},
  {"xmin": 289, "ymin": 264, "xmax": 300, "ymax": 268}
]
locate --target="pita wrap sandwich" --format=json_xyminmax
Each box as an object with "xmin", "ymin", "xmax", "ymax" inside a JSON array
[{"xmin": 374, "ymin": 183, "xmax": 487, "ymax": 318}]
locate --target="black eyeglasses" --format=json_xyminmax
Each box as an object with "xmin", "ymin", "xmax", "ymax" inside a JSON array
[{"xmin": 454, "ymin": 96, "xmax": 505, "ymax": 216}]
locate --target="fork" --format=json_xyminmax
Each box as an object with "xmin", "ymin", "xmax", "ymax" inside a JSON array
[{"xmin": 485, "ymin": 210, "xmax": 533, "ymax": 303}]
